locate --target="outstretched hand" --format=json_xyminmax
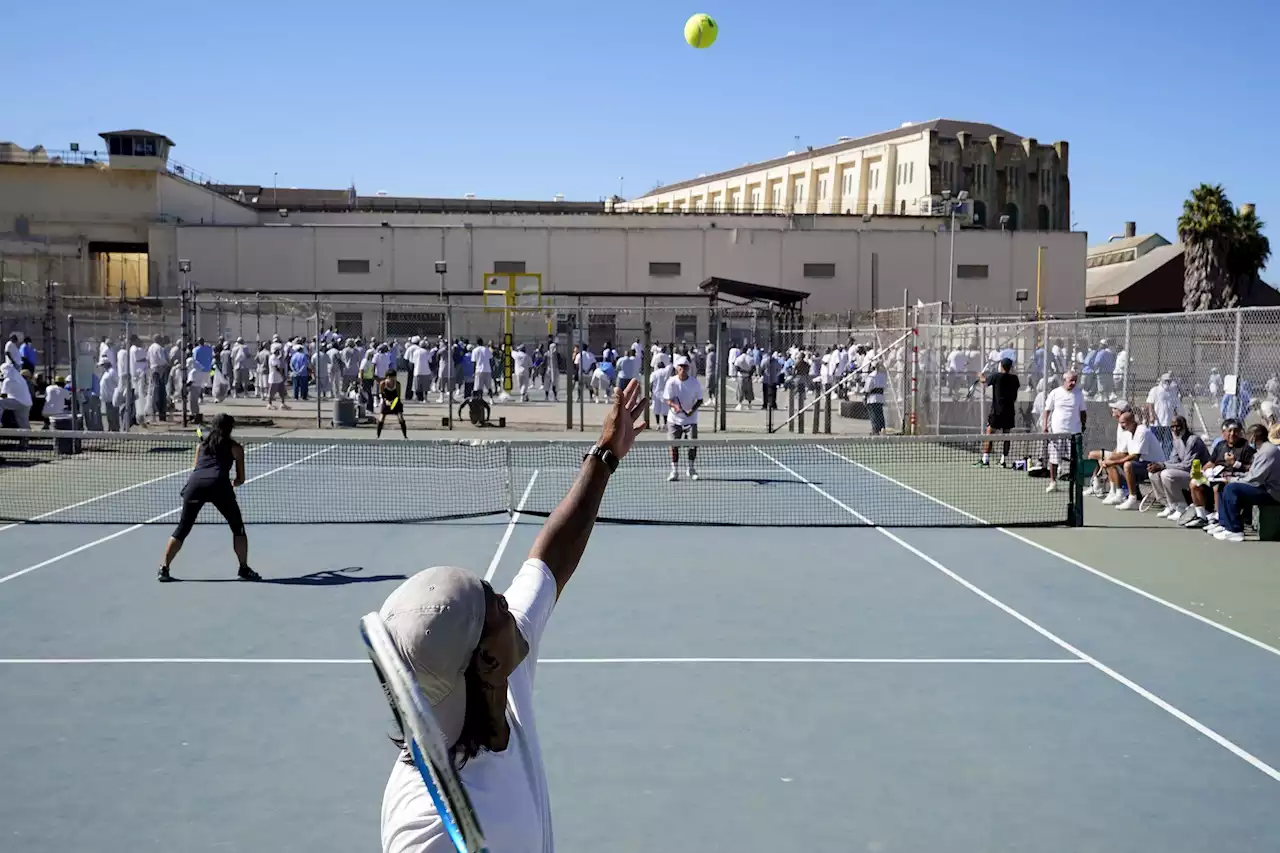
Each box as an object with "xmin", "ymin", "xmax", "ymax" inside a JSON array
[{"xmin": 599, "ymin": 378, "xmax": 649, "ymax": 460}]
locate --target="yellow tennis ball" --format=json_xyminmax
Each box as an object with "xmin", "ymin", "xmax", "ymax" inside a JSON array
[{"xmin": 684, "ymin": 13, "xmax": 718, "ymax": 49}]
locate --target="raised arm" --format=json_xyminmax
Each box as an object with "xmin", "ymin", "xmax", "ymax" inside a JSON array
[{"xmin": 528, "ymin": 378, "xmax": 648, "ymax": 598}]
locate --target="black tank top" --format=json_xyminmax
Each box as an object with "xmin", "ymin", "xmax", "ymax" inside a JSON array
[
  {"xmin": 192, "ymin": 439, "xmax": 237, "ymax": 483},
  {"xmin": 381, "ymin": 380, "xmax": 401, "ymax": 402}
]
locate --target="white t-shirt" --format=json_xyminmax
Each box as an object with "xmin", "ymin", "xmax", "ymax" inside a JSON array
[
  {"xmin": 381, "ymin": 559, "xmax": 557, "ymax": 853},
  {"xmin": 664, "ymin": 375, "xmax": 703, "ymax": 426},
  {"xmin": 147, "ymin": 342, "xmax": 167, "ymax": 371},
  {"xmin": 650, "ymin": 365, "xmax": 672, "ymax": 412},
  {"xmin": 412, "ymin": 346, "xmax": 433, "ymax": 374},
  {"xmin": 1044, "ymin": 385, "xmax": 1085, "ymax": 433},
  {"xmin": 575, "ymin": 350, "xmax": 595, "ymax": 375},
  {"xmin": 512, "ymin": 350, "xmax": 530, "ymax": 373},
  {"xmin": 375, "ymin": 350, "xmax": 391, "ymax": 378},
  {"xmin": 472, "ymin": 346, "xmax": 493, "ymax": 375},
  {"xmin": 268, "ymin": 354, "xmax": 285, "ymax": 383},
  {"xmin": 44, "ymin": 384, "xmax": 71, "ymax": 414},
  {"xmin": 1121, "ymin": 423, "xmax": 1167, "ymax": 463},
  {"xmin": 1145, "ymin": 384, "xmax": 1181, "ymax": 426}
]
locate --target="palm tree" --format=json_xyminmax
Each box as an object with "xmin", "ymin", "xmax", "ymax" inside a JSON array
[
  {"xmin": 1226, "ymin": 205, "xmax": 1272, "ymax": 307},
  {"xmin": 1178, "ymin": 184, "xmax": 1235, "ymax": 311}
]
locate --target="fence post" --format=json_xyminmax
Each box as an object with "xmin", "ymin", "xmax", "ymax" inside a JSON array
[
  {"xmin": 180, "ymin": 285, "xmax": 189, "ymax": 428},
  {"xmin": 67, "ymin": 313, "xmax": 80, "ymax": 427},
  {"xmin": 1122, "ymin": 316, "xmax": 1131, "ymax": 400},
  {"xmin": 315, "ymin": 295, "xmax": 323, "ymax": 429},
  {"xmin": 642, "ymin": 320, "xmax": 652, "ymax": 429},
  {"xmin": 577, "ymin": 297, "xmax": 585, "ymax": 433},
  {"xmin": 1233, "ymin": 307, "xmax": 1243, "ymax": 380},
  {"xmin": 823, "ymin": 386, "xmax": 832, "ymax": 434},
  {"xmin": 788, "ymin": 384, "xmax": 795, "ymax": 433},
  {"xmin": 445, "ymin": 300, "xmax": 454, "ymax": 431}
]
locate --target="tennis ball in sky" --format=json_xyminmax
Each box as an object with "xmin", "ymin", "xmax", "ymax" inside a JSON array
[{"xmin": 684, "ymin": 13, "xmax": 718, "ymax": 49}]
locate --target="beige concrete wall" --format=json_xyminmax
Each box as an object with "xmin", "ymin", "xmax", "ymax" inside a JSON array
[
  {"xmin": 175, "ymin": 223, "xmax": 1085, "ymax": 315},
  {"xmin": 1, "ymin": 163, "xmax": 156, "ymax": 228},
  {"xmin": 157, "ymin": 174, "xmax": 258, "ymax": 226}
]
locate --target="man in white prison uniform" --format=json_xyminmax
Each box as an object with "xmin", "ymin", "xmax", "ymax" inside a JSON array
[
  {"xmin": 325, "ymin": 342, "xmax": 344, "ymax": 399},
  {"xmin": 256, "ymin": 343, "xmax": 271, "ymax": 399},
  {"xmin": 664, "ymin": 355, "xmax": 703, "ymax": 482},
  {"xmin": 411, "ymin": 340, "xmax": 434, "ymax": 401},
  {"xmin": 631, "ymin": 338, "xmax": 643, "ymax": 358},
  {"xmin": 374, "ymin": 344, "xmax": 392, "ymax": 382},
  {"xmin": 232, "ymin": 339, "xmax": 251, "ymax": 397},
  {"xmin": 733, "ymin": 348, "xmax": 755, "ymax": 410},
  {"xmin": 98, "ymin": 336, "xmax": 115, "ymax": 370},
  {"xmin": 650, "ymin": 356, "xmax": 672, "ymax": 430},
  {"xmin": 590, "ymin": 361, "xmax": 612, "ymax": 402},
  {"xmin": 129, "ymin": 337, "xmax": 150, "ymax": 422},
  {"xmin": 544, "ymin": 340, "xmax": 559, "ymax": 400},
  {"xmin": 472, "ymin": 338, "xmax": 495, "ymax": 397},
  {"xmin": 267, "ymin": 343, "xmax": 290, "ymax": 409},
  {"xmin": 512, "ymin": 345, "xmax": 532, "ymax": 401},
  {"xmin": 1145, "ymin": 372, "xmax": 1182, "ymax": 427},
  {"xmin": 403, "ymin": 337, "xmax": 421, "ymax": 390},
  {"xmin": 649, "ymin": 346, "xmax": 667, "ymax": 373},
  {"xmin": 1042, "ymin": 370, "xmax": 1087, "ymax": 492},
  {"xmin": 705, "ymin": 345, "xmax": 716, "ymax": 401},
  {"xmin": 113, "ymin": 344, "xmax": 134, "ymax": 430},
  {"xmin": 99, "ymin": 359, "xmax": 121, "ymax": 431},
  {"xmin": 575, "ymin": 346, "xmax": 597, "ymax": 401}
]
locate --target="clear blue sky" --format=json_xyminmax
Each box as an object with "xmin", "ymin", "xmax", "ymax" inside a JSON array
[{"xmin": 7, "ymin": 0, "xmax": 1278, "ymax": 272}]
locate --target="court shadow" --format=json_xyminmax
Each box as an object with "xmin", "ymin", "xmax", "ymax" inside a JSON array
[{"xmin": 176, "ymin": 566, "xmax": 409, "ymax": 585}]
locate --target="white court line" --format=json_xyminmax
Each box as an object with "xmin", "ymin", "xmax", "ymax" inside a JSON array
[
  {"xmin": 0, "ymin": 445, "xmax": 338, "ymax": 587},
  {"xmin": 0, "ymin": 443, "xmax": 274, "ymax": 534},
  {"xmin": 0, "ymin": 656, "xmax": 1087, "ymax": 665},
  {"xmin": 757, "ymin": 446, "xmax": 1280, "ymax": 784},
  {"xmin": 816, "ymin": 444, "xmax": 1280, "ymax": 660},
  {"xmin": 484, "ymin": 469, "xmax": 540, "ymax": 582}
]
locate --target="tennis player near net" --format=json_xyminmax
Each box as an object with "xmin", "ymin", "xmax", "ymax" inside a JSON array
[
  {"xmin": 157, "ymin": 413, "xmax": 260, "ymax": 583},
  {"xmin": 665, "ymin": 354, "xmax": 702, "ymax": 482},
  {"xmin": 378, "ymin": 378, "xmax": 649, "ymax": 853}
]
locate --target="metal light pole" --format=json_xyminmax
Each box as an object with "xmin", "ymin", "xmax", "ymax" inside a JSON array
[
  {"xmin": 944, "ymin": 190, "xmax": 969, "ymax": 322},
  {"xmin": 435, "ymin": 261, "xmax": 451, "ymax": 430}
]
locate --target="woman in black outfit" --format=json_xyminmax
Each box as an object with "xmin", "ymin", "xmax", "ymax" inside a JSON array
[
  {"xmin": 376, "ymin": 368, "xmax": 408, "ymax": 439},
  {"xmin": 158, "ymin": 413, "xmax": 260, "ymax": 582}
]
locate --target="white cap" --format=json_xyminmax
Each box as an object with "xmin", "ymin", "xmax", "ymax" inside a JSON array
[{"xmin": 673, "ymin": 355, "xmax": 689, "ymax": 367}]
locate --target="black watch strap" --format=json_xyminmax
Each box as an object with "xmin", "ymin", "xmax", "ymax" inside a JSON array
[{"xmin": 583, "ymin": 444, "xmax": 619, "ymax": 473}]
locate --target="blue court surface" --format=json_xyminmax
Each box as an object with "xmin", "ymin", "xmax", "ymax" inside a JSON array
[{"xmin": 2, "ymin": 447, "xmax": 1280, "ymax": 853}]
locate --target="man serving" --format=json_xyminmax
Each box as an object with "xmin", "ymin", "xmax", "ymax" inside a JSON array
[{"xmin": 379, "ymin": 379, "xmax": 649, "ymax": 853}]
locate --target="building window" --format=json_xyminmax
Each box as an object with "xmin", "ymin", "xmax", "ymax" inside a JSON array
[
  {"xmin": 770, "ymin": 185, "xmax": 781, "ymax": 210},
  {"xmin": 793, "ymin": 180, "xmax": 804, "ymax": 203},
  {"xmin": 956, "ymin": 264, "xmax": 989, "ymax": 279},
  {"xmin": 843, "ymin": 172, "xmax": 854, "ymax": 195},
  {"xmin": 909, "ymin": 162, "xmax": 914, "ymax": 183},
  {"xmin": 335, "ymin": 311, "xmax": 363, "ymax": 337},
  {"xmin": 649, "ymin": 261, "xmax": 681, "ymax": 277},
  {"xmin": 751, "ymin": 188, "xmax": 762, "ymax": 211},
  {"xmin": 675, "ymin": 314, "xmax": 698, "ymax": 342},
  {"xmin": 818, "ymin": 177, "xmax": 828, "ymax": 200},
  {"xmin": 899, "ymin": 199, "xmax": 906, "ymax": 215},
  {"xmin": 387, "ymin": 311, "xmax": 444, "ymax": 338},
  {"xmin": 803, "ymin": 262, "xmax": 836, "ymax": 278},
  {"xmin": 337, "ymin": 259, "xmax": 370, "ymax": 274},
  {"xmin": 694, "ymin": 198, "xmax": 705, "ymax": 212},
  {"xmin": 493, "ymin": 260, "xmax": 526, "ymax": 274}
]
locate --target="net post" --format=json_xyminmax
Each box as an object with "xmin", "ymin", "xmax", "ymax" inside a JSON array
[
  {"xmin": 787, "ymin": 383, "xmax": 794, "ymax": 433},
  {"xmin": 811, "ymin": 392, "xmax": 820, "ymax": 433},
  {"xmin": 1070, "ymin": 432, "xmax": 1084, "ymax": 527},
  {"xmin": 180, "ymin": 284, "xmax": 189, "ymax": 428},
  {"xmin": 823, "ymin": 385, "xmax": 832, "ymax": 434},
  {"xmin": 445, "ymin": 299, "xmax": 454, "ymax": 431},
  {"xmin": 565, "ymin": 312, "xmax": 574, "ymax": 430}
]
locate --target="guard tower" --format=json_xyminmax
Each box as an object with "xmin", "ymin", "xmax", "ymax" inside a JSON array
[{"xmin": 99, "ymin": 129, "xmax": 174, "ymax": 170}]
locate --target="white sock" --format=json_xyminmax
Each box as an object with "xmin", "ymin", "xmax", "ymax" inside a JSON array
[
  {"xmin": 1000, "ymin": 456, "xmax": 1007, "ymax": 466},
  {"xmin": 1195, "ymin": 506, "xmax": 1208, "ymax": 519},
  {"xmin": 670, "ymin": 462, "xmax": 677, "ymax": 472},
  {"xmin": 982, "ymin": 452, "xmax": 990, "ymax": 464}
]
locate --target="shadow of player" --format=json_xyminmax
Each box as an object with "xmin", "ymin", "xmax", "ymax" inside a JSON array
[{"xmin": 176, "ymin": 565, "xmax": 409, "ymax": 585}]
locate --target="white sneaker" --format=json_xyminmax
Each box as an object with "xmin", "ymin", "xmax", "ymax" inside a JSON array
[
  {"xmin": 1102, "ymin": 492, "xmax": 1123, "ymax": 506},
  {"xmin": 735, "ymin": 403, "xmax": 744, "ymax": 411},
  {"xmin": 667, "ymin": 470, "xmax": 678, "ymax": 482},
  {"xmin": 1214, "ymin": 529, "xmax": 1245, "ymax": 542},
  {"xmin": 1045, "ymin": 481, "xmax": 1059, "ymax": 493},
  {"xmin": 1115, "ymin": 496, "xmax": 1139, "ymax": 511},
  {"xmin": 687, "ymin": 467, "xmax": 699, "ymax": 481},
  {"xmin": 1205, "ymin": 524, "xmax": 1223, "ymax": 535},
  {"xmin": 1208, "ymin": 512, "xmax": 1219, "ymax": 523},
  {"xmin": 1157, "ymin": 506, "xmax": 1175, "ymax": 519}
]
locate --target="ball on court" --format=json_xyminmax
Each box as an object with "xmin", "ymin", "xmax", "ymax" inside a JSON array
[{"xmin": 684, "ymin": 13, "xmax": 718, "ymax": 49}]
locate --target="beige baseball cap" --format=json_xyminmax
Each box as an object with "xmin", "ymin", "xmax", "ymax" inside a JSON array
[{"xmin": 379, "ymin": 567, "xmax": 486, "ymax": 748}]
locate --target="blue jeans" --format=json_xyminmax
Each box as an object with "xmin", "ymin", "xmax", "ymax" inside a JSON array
[
  {"xmin": 292, "ymin": 374, "xmax": 308, "ymax": 400},
  {"xmin": 1218, "ymin": 482, "xmax": 1277, "ymax": 533}
]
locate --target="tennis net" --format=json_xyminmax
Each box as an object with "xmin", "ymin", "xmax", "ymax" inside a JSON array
[{"xmin": 0, "ymin": 429, "xmax": 1083, "ymax": 527}]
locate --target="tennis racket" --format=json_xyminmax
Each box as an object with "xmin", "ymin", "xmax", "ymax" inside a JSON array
[{"xmin": 359, "ymin": 613, "xmax": 488, "ymax": 853}]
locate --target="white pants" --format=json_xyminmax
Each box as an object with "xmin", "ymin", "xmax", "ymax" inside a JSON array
[
  {"xmin": 515, "ymin": 369, "xmax": 531, "ymax": 398},
  {"xmin": 474, "ymin": 373, "xmax": 494, "ymax": 395}
]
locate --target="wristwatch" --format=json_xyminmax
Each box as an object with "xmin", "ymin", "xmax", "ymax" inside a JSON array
[{"xmin": 583, "ymin": 444, "xmax": 619, "ymax": 473}]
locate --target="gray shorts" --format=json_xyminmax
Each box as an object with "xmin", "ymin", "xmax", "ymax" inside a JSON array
[{"xmin": 667, "ymin": 422, "xmax": 698, "ymax": 441}]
